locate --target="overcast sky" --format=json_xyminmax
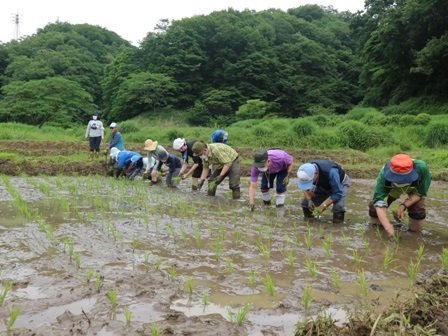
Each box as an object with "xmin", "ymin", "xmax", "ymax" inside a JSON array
[{"xmin": 1, "ymin": 0, "xmax": 365, "ymax": 46}]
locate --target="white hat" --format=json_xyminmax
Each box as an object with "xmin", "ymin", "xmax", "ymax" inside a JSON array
[
  {"xmin": 109, "ymin": 122, "xmax": 117, "ymax": 128},
  {"xmin": 110, "ymin": 147, "xmax": 120, "ymax": 158},
  {"xmin": 173, "ymin": 138, "xmax": 185, "ymax": 150}
]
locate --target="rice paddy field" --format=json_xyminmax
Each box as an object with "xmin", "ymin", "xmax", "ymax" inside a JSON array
[{"xmin": 1, "ymin": 175, "xmax": 448, "ymax": 335}]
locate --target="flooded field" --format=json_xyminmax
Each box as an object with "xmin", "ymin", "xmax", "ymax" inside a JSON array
[{"xmin": 0, "ymin": 175, "xmax": 447, "ymax": 335}]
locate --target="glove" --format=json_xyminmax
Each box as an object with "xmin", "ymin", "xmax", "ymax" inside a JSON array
[
  {"xmin": 282, "ymin": 176, "xmax": 289, "ymax": 186},
  {"xmin": 250, "ymin": 204, "xmax": 255, "ymax": 212},
  {"xmin": 216, "ymin": 175, "xmax": 224, "ymax": 184},
  {"xmin": 308, "ymin": 199, "xmax": 316, "ymax": 211},
  {"xmin": 197, "ymin": 179, "xmax": 204, "ymax": 190}
]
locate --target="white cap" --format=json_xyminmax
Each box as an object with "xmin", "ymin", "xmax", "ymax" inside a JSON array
[
  {"xmin": 110, "ymin": 147, "xmax": 120, "ymax": 158},
  {"xmin": 109, "ymin": 122, "xmax": 117, "ymax": 128},
  {"xmin": 173, "ymin": 138, "xmax": 185, "ymax": 150}
]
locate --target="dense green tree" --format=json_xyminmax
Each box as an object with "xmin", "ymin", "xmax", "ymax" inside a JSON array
[
  {"xmin": 0, "ymin": 77, "xmax": 95, "ymax": 126},
  {"xmin": 110, "ymin": 72, "xmax": 178, "ymax": 121}
]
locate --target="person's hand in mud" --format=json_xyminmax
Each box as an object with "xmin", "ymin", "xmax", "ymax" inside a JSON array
[
  {"xmin": 395, "ymin": 203, "xmax": 407, "ymax": 221},
  {"xmin": 250, "ymin": 203, "xmax": 255, "ymax": 212},
  {"xmin": 307, "ymin": 199, "xmax": 316, "ymax": 211},
  {"xmin": 181, "ymin": 173, "xmax": 187, "ymax": 180},
  {"xmin": 215, "ymin": 175, "xmax": 224, "ymax": 185}
]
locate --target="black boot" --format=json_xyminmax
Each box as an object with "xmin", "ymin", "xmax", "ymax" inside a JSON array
[
  {"xmin": 333, "ymin": 212, "xmax": 345, "ymax": 224},
  {"xmin": 303, "ymin": 207, "xmax": 314, "ymax": 218},
  {"xmin": 263, "ymin": 200, "xmax": 271, "ymax": 206},
  {"xmin": 232, "ymin": 188, "xmax": 241, "ymax": 200}
]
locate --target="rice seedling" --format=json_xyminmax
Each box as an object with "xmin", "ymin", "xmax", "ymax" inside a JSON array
[
  {"xmin": 194, "ymin": 226, "xmax": 201, "ymax": 249},
  {"xmin": 257, "ymin": 242, "xmax": 271, "ymax": 260},
  {"xmin": 73, "ymin": 251, "xmax": 81, "ymax": 268},
  {"xmin": 248, "ymin": 270, "xmax": 257, "ymax": 288},
  {"xmin": 407, "ymin": 259, "xmax": 420, "ymax": 285},
  {"xmin": 318, "ymin": 225, "xmax": 324, "ymax": 238},
  {"xmin": 381, "ymin": 246, "xmax": 397, "ymax": 271},
  {"xmin": 167, "ymin": 266, "xmax": 177, "ymax": 281},
  {"xmin": 305, "ymin": 258, "xmax": 318, "ymax": 277},
  {"xmin": 226, "ymin": 258, "xmax": 234, "ymax": 273},
  {"xmin": 264, "ymin": 274, "xmax": 275, "ymax": 296},
  {"xmin": 215, "ymin": 238, "xmax": 223, "ymax": 261},
  {"xmin": 416, "ymin": 244, "xmax": 425, "ymax": 264},
  {"xmin": 155, "ymin": 259, "xmax": 162, "ymax": 270},
  {"xmin": 166, "ymin": 225, "xmax": 176, "ymax": 240},
  {"xmin": 442, "ymin": 247, "xmax": 448, "ymax": 268},
  {"xmin": 130, "ymin": 234, "xmax": 139, "ymax": 252},
  {"xmin": 287, "ymin": 250, "xmax": 295, "ymax": 268},
  {"xmin": 302, "ymin": 285, "xmax": 313, "ymax": 311},
  {"xmin": 235, "ymin": 229, "xmax": 243, "ymax": 243},
  {"xmin": 124, "ymin": 308, "xmax": 132, "ymax": 326},
  {"xmin": 362, "ymin": 236, "xmax": 370, "ymax": 253},
  {"xmin": 179, "ymin": 227, "xmax": 188, "ymax": 244},
  {"xmin": 331, "ymin": 269, "xmax": 340, "ymax": 289},
  {"xmin": 85, "ymin": 267, "xmax": 94, "ymax": 284},
  {"xmin": 150, "ymin": 322, "xmax": 161, "ymax": 336},
  {"xmin": 144, "ymin": 251, "xmax": 150, "ymax": 264},
  {"xmin": 185, "ymin": 278, "xmax": 194, "ymax": 295},
  {"xmin": 68, "ymin": 240, "xmax": 75, "ymax": 260},
  {"xmin": 341, "ymin": 233, "xmax": 350, "ymax": 248},
  {"xmin": 6, "ymin": 306, "xmax": 21, "ymax": 331},
  {"xmin": 202, "ymin": 293, "xmax": 209, "ymax": 307},
  {"xmin": 352, "ymin": 249, "xmax": 362, "ymax": 265},
  {"xmin": 312, "ymin": 208, "xmax": 322, "ymax": 218},
  {"xmin": 323, "ymin": 234, "xmax": 333, "ymax": 257},
  {"xmin": 227, "ymin": 303, "xmax": 251, "ymax": 325},
  {"xmin": 357, "ymin": 269, "xmax": 369, "ymax": 296},
  {"xmin": 94, "ymin": 274, "xmax": 103, "ymax": 293},
  {"xmin": 304, "ymin": 227, "xmax": 313, "ymax": 250},
  {"xmin": 0, "ymin": 280, "xmax": 13, "ymax": 306},
  {"xmin": 107, "ymin": 288, "xmax": 118, "ymax": 310}
]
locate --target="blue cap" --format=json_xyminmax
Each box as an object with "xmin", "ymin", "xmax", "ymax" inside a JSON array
[{"xmin": 297, "ymin": 163, "xmax": 316, "ymax": 190}]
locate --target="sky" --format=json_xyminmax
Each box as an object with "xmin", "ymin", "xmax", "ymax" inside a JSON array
[{"xmin": 1, "ymin": 0, "xmax": 365, "ymax": 46}]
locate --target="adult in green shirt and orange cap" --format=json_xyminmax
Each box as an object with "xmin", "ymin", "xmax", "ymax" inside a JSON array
[{"xmin": 369, "ymin": 154, "xmax": 431, "ymax": 237}]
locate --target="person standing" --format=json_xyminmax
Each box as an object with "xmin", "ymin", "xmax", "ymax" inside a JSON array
[
  {"xmin": 85, "ymin": 111, "xmax": 104, "ymax": 158},
  {"xmin": 172, "ymin": 138, "xmax": 204, "ymax": 190},
  {"xmin": 297, "ymin": 160, "xmax": 350, "ymax": 223},
  {"xmin": 249, "ymin": 149, "xmax": 293, "ymax": 211},
  {"xmin": 192, "ymin": 141, "xmax": 241, "ymax": 199},
  {"xmin": 211, "ymin": 130, "xmax": 228, "ymax": 144},
  {"xmin": 108, "ymin": 122, "xmax": 125, "ymax": 150},
  {"xmin": 369, "ymin": 154, "xmax": 431, "ymax": 236},
  {"xmin": 143, "ymin": 139, "xmax": 168, "ymax": 185}
]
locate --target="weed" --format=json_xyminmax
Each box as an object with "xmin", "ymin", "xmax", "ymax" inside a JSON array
[
  {"xmin": 228, "ymin": 303, "xmax": 251, "ymax": 325},
  {"xmin": 107, "ymin": 288, "xmax": 118, "ymax": 310},
  {"xmin": 264, "ymin": 274, "xmax": 275, "ymax": 296},
  {"xmin": 0, "ymin": 280, "xmax": 13, "ymax": 305},
  {"xmin": 7, "ymin": 306, "xmax": 21, "ymax": 331}
]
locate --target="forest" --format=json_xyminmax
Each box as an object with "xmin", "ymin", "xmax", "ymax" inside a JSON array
[{"xmin": 0, "ymin": 0, "xmax": 447, "ymax": 128}]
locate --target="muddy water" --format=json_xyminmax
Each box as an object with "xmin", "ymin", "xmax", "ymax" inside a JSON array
[{"xmin": 0, "ymin": 176, "xmax": 447, "ymax": 336}]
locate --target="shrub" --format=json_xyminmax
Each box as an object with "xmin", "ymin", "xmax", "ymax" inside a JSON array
[
  {"xmin": 185, "ymin": 102, "xmax": 211, "ymax": 126},
  {"xmin": 266, "ymin": 119, "xmax": 291, "ymax": 132},
  {"xmin": 424, "ymin": 123, "xmax": 448, "ymax": 148},
  {"xmin": 292, "ymin": 119, "xmax": 316, "ymax": 137},
  {"xmin": 252, "ymin": 125, "xmax": 273, "ymax": 138},
  {"xmin": 118, "ymin": 120, "xmax": 140, "ymax": 134},
  {"xmin": 166, "ymin": 129, "xmax": 181, "ymax": 141},
  {"xmin": 338, "ymin": 120, "xmax": 380, "ymax": 152},
  {"xmin": 415, "ymin": 113, "xmax": 431, "ymax": 126}
]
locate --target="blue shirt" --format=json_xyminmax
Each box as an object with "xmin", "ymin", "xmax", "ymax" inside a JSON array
[
  {"xmin": 211, "ymin": 130, "xmax": 228, "ymax": 144},
  {"xmin": 117, "ymin": 151, "xmax": 141, "ymax": 169},
  {"xmin": 109, "ymin": 131, "xmax": 124, "ymax": 150}
]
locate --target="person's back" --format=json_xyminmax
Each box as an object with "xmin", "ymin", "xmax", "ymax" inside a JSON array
[{"xmin": 211, "ymin": 130, "xmax": 228, "ymax": 144}]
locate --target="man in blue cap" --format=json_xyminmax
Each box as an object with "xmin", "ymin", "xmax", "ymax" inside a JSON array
[
  {"xmin": 297, "ymin": 160, "xmax": 350, "ymax": 223},
  {"xmin": 211, "ymin": 130, "xmax": 228, "ymax": 144},
  {"xmin": 369, "ymin": 154, "xmax": 431, "ymax": 236}
]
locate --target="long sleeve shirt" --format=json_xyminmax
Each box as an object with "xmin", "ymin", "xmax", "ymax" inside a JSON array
[
  {"xmin": 109, "ymin": 131, "xmax": 124, "ymax": 150},
  {"xmin": 85, "ymin": 120, "xmax": 104, "ymax": 138}
]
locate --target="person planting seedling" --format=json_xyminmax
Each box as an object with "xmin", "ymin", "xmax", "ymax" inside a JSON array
[{"xmin": 297, "ymin": 160, "xmax": 351, "ymax": 223}]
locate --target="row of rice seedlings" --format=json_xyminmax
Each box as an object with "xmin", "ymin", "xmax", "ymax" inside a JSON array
[
  {"xmin": 0, "ymin": 280, "xmax": 13, "ymax": 305},
  {"xmin": 1, "ymin": 176, "xmax": 32, "ymax": 218},
  {"xmin": 227, "ymin": 302, "xmax": 251, "ymax": 325}
]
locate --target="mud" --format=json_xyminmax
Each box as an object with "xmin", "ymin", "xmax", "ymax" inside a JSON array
[{"xmin": 1, "ymin": 174, "xmax": 448, "ymax": 335}]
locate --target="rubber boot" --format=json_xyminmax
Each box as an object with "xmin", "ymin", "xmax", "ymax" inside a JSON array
[
  {"xmin": 408, "ymin": 218, "xmax": 424, "ymax": 232},
  {"xmin": 303, "ymin": 207, "xmax": 314, "ymax": 218},
  {"xmin": 232, "ymin": 188, "xmax": 241, "ymax": 200},
  {"xmin": 333, "ymin": 212, "xmax": 345, "ymax": 224},
  {"xmin": 263, "ymin": 200, "xmax": 271, "ymax": 206}
]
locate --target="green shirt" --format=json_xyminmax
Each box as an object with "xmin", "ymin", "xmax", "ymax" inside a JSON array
[
  {"xmin": 203, "ymin": 143, "xmax": 238, "ymax": 170},
  {"xmin": 373, "ymin": 159, "xmax": 431, "ymax": 203}
]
